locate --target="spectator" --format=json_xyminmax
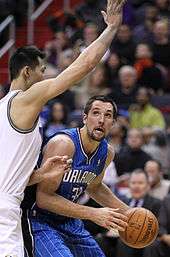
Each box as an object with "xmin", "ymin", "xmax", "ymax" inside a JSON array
[
  {"xmin": 114, "ymin": 128, "xmax": 152, "ymax": 176},
  {"xmin": 108, "ymin": 65, "xmax": 139, "ymax": 110},
  {"xmin": 134, "ymin": 43, "xmax": 165, "ymax": 92},
  {"xmin": 116, "ymin": 169, "xmax": 161, "ymax": 257},
  {"xmin": 129, "ymin": 87, "xmax": 165, "ymax": 129},
  {"xmin": 143, "ymin": 130, "xmax": 170, "ymax": 174},
  {"xmin": 144, "ymin": 194, "xmax": 170, "ymax": 257},
  {"xmin": 155, "ymin": 0, "xmax": 170, "ymax": 19},
  {"xmin": 111, "ymin": 25, "xmax": 136, "ymax": 64},
  {"xmin": 133, "ymin": 5, "xmax": 158, "ymax": 44},
  {"xmin": 108, "ymin": 123, "xmax": 126, "ymax": 153},
  {"xmin": 105, "ymin": 52, "xmax": 123, "ymax": 85},
  {"xmin": 75, "ymin": 0, "xmax": 106, "ymax": 30},
  {"xmin": 73, "ymin": 63, "xmax": 110, "ymax": 109},
  {"xmin": 44, "ymin": 29, "xmax": 69, "ymax": 66},
  {"xmin": 82, "ymin": 22, "xmax": 98, "ymax": 47},
  {"xmin": 145, "ymin": 160, "xmax": 170, "ymax": 200},
  {"xmin": 44, "ymin": 102, "xmax": 67, "ymax": 139},
  {"xmin": 151, "ymin": 20, "xmax": 170, "ymax": 68}
]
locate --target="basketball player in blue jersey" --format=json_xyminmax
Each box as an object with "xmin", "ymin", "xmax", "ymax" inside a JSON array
[
  {"xmin": 30, "ymin": 95, "xmax": 130, "ymax": 257},
  {"xmin": 0, "ymin": 0, "xmax": 126, "ymax": 256}
]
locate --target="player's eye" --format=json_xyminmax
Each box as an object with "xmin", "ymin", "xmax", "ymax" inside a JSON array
[
  {"xmin": 105, "ymin": 113, "xmax": 112, "ymax": 118},
  {"xmin": 93, "ymin": 111, "xmax": 100, "ymax": 115}
]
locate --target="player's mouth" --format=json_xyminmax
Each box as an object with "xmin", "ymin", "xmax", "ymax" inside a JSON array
[{"xmin": 94, "ymin": 127, "xmax": 105, "ymax": 135}]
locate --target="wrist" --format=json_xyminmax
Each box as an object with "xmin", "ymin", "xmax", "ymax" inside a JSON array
[
  {"xmin": 36, "ymin": 168, "xmax": 45, "ymax": 182},
  {"xmin": 86, "ymin": 207, "xmax": 97, "ymax": 221}
]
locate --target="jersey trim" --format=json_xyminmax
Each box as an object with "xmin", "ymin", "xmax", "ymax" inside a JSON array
[
  {"xmin": 77, "ymin": 128, "xmax": 100, "ymax": 164},
  {"xmin": 7, "ymin": 92, "xmax": 39, "ymax": 134}
]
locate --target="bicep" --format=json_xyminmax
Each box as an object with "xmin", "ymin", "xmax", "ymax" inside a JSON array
[{"xmin": 37, "ymin": 135, "xmax": 75, "ymax": 194}]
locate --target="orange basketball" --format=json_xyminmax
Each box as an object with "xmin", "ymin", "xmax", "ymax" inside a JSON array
[{"xmin": 119, "ymin": 207, "xmax": 159, "ymax": 248}]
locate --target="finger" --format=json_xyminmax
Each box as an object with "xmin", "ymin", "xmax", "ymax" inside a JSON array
[
  {"xmin": 106, "ymin": 221, "xmax": 126, "ymax": 232},
  {"xmin": 108, "ymin": 217, "xmax": 128, "ymax": 228},
  {"xmin": 67, "ymin": 158, "xmax": 73, "ymax": 165},
  {"xmin": 49, "ymin": 156, "xmax": 66, "ymax": 162},
  {"xmin": 109, "ymin": 210, "xmax": 128, "ymax": 222},
  {"xmin": 101, "ymin": 10, "xmax": 107, "ymax": 21}
]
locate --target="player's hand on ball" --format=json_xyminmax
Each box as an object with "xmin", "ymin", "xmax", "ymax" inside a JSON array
[
  {"xmin": 101, "ymin": 0, "xmax": 126, "ymax": 28},
  {"xmin": 91, "ymin": 207, "xmax": 128, "ymax": 231},
  {"xmin": 39, "ymin": 155, "xmax": 72, "ymax": 180}
]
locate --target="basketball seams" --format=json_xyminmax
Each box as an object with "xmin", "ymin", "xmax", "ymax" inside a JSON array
[
  {"xmin": 119, "ymin": 208, "xmax": 159, "ymax": 248},
  {"xmin": 125, "ymin": 209, "xmax": 137, "ymax": 242},
  {"xmin": 134, "ymin": 209, "xmax": 147, "ymax": 246}
]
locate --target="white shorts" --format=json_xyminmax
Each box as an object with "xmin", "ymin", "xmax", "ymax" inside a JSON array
[{"xmin": 0, "ymin": 193, "xmax": 24, "ymax": 257}]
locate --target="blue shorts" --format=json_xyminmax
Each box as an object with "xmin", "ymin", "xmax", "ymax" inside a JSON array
[{"xmin": 31, "ymin": 217, "xmax": 106, "ymax": 257}]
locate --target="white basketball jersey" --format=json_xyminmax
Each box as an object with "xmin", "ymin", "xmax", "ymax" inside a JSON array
[{"xmin": 0, "ymin": 90, "xmax": 42, "ymax": 202}]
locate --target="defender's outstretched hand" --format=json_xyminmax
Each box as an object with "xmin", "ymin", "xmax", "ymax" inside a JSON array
[
  {"xmin": 28, "ymin": 156, "xmax": 72, "ymax": 185},
  {"xmin": 101, "ymin": 0, "xmax": 126, "ymax": 28},
  {"xmin": 40, "ymin": 156, "xmax": 72, "ymax": 180}
]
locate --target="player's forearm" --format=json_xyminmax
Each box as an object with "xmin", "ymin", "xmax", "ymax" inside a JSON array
[
  {"xmin": 44, "ymin": 25, "xmax": 119, "ymax": 101},
  {"xmin": 36, "ymin": 191, "xmax": 96, "ymax": 220},
  {"xmin": 87, "ymin": 183, "xmax": 129, "ymax": 212}
]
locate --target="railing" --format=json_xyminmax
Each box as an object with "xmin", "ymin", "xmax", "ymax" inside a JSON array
[
  {"xmin": 27, "ymin": 0, "xmax": 54, "ymax": 45},
  {"xmin": 0, "ymin": 15, "xmax": 15, "ymax": 59},
  {"xmin": 27, "ymin": 0, "xmax": 71, "ymax": 45}
]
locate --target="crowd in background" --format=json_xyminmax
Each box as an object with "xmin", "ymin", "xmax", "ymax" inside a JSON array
[{"xmin": 1, "ymin": 0, "xmax": 170, "ymax": 257}]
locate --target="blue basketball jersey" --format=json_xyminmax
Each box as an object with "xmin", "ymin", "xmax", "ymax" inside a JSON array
[{"xmin": 33, "ymin": 128, "xmax": 108, "ymax": 223}]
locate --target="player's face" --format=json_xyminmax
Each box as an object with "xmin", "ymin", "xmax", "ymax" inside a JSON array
[
  {"xmin": 83, "ymin": 100, "xmax": 115, "ymax": 142},
  {"xmin": 28, "ymin": 57, "xmax": 46, "ymax": 87},
  {"xmin": 129, "ymin": 173, "xmax": 149, "ymax": 199}
]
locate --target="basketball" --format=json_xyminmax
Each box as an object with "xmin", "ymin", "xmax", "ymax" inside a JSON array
[{"xmin": 119, "ymin": 207, "xmax": 159, "ymax": 248}]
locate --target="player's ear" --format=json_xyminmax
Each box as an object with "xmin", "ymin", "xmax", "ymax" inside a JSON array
[
  {"xmin": 22, "ymin": 66, "xmax": 32, "ymax": 80},
  {"xmin": 83, "ymin": 113, "xmax": 87, "ymax": 125}
]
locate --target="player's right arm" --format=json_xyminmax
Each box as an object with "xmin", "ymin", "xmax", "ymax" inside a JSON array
[
  {"xmin": 36, "ymin": 135, "xmax": 128, "ymax": 231},
  {"xmin": 11, "ymin": 0, "xmax": 126, "ymax": 130}
]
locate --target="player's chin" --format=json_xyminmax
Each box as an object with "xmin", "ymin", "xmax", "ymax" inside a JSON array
[{"xmin": 92, "ymin": 133, "xmax": 105, "ymax": 142}]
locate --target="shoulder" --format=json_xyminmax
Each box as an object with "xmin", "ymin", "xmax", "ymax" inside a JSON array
[
  {"xmin": 146, "ymin": 195, "xmax": 161, "ymax": 206},
  {"xmin": 43, "ymin": 134, "xmax": 75, "ymax": 158},
  {"xmin": 106, "ymin": 144, "xmax": 115, "ymax": 165}
]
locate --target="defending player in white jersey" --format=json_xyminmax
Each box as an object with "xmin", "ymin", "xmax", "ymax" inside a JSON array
[{"xmin": 0, "ymin": 0, "xmax": 126, "ymax": 256}]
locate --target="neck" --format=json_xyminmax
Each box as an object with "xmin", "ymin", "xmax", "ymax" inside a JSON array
[
  {"xmin": 10, "ymin": 78, "xmax": 27, "ymax": 91},
  {"xmin": 80, "ymin": 127, "xmax": 100, "ymax": 155}
]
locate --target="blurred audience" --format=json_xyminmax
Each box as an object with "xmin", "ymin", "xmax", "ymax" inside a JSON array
[
  {"xmin": 144, "ymin": 194, "xmax": 170, "ymax": 257},
  {"xmin": 134, "ymin": 43, "xmax": 165, "ymax": 92},
  {"xmin": 108, "ymin": 65, "xmax": 139, "ymax": 110},
  {"xmin": 114, "ymin": 128, "xmax": 152, "ymax": 176},
  {"xmin": 133, "ymin": 5, "xmax": 157, "ymax": 44},
  {"xmin": 129, "ymin": 87, "xmax": 165, "ymax": 129},
  {"xmin": 116, "ymin": 169, "xmax": 161, "ymax": 257},
  {"xmin": 143, "ymin": 130, "xmax": 170, "ymax": 174},
  {"xmin": 145, "ymin": 160, "xmax": 170, "ymax": 200},
  {"xmin": 151, "ymin": 20, "xmax": 170, "ymax": 69},
  {"xmin": 44, "ymin": 102, "xmax": 68, "ymax": 139},
  {"xmin": 111, "ymin": 25, "xmax": 136, "ymax": 64}
]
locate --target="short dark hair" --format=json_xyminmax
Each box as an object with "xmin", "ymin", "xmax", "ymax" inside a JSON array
[
  {"xmin": 84, "ymin": 95, "xmax": 117, "ymax": 119},
  {"xmin": 131, "ymin": 169, "xmax": 149, "ymax": 182},
  {"xmin": 9, "ymin": 46, "xmax": 45, "ymax": 81}
]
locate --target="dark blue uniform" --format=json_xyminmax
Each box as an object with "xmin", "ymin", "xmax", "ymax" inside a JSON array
[{"xmin": 31, "ymin": 128, "xmax": 108, "ymax": 257}]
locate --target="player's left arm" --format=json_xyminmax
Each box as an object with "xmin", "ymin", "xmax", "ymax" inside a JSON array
[{"xmin": 86, "ymin": 145, "xmax": 129, "ymax": 212}]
